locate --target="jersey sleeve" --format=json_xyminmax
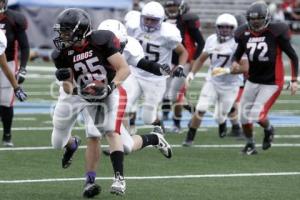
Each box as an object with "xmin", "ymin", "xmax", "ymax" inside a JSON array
[
  {"xmin": 202, "ymin": 34, "xmax": 214, "ymax": 54},
  {"xmin": 276, "ymin": 24, "xmax": 299, "ymax": 81},
  {"xmin": 233, "ymin": 25, "xmax": 247, "ymax": 62},
  {"xmin": 123, "ymin": 36, "xmax": 144, "ymax": 67},
  {"xmin": 90, "ymin": 30, "xmax": 120, "ymax": 58},
  {"xmin": 51, "ymin": 49, "xmax": 68, "ymax": 69},
  {"xmin": 163, "ymin": 23, "xmax": 182, "ymax": 50},
  {"xmin": 0, "ymin": 29, "xmax": 7, "ymax": 55}
]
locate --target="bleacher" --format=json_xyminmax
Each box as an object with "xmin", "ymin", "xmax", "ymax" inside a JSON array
[{"xmin": 185, "ymin": 0, "xmax": 282, "ymax": 34}]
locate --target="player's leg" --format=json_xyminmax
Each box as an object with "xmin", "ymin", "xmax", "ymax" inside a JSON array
[
  {"xmin": 250, "ymin": 84, "xmax": 282, "ymax": 151},
  {"xmin": 183, "ymin": 81, "xmax": 216, "ymax": 146},
  {"xmin": 102, "ymin": 87, "xmax": 127, "ymax": 195},
  {"xmin": 239, "ymin": 81, "xmax": 259, "ymax": 155},
  {"xmin": 214, "ymin": 86, "xmax": 239, "ymax": 138},
  {"xmin": 0, "ymin": 61, "xmax": 17, "ymax": 147},
  {"xmin": 140, "ymin": 77, "xmax": 167, "ymax": 130},
  {"xmin": 228, "ymin": 87, "xmax": 244, "ymax": 137}
]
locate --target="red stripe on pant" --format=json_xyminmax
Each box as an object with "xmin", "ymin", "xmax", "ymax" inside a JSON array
[
  {"xmin": 258, "ymin": 86, "xmax": 282, "ymax": 122},
  {"xmin": 114, "ymin": 86, "xmax": 127, "ymax": 134}
]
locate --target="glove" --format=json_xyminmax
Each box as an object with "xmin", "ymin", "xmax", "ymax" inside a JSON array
[
  {"xmin": 159, "ymin": 64, "xmax": 171, "ymax": 76},
  {"xmin": 55, "ymin": 68, "xmax": 71, "ymax": 81},
  {"xmin": 185, "ymin": 72, "xmax": 195, "ymax": 85},
  {"xmin": 16, "ymin": 67, "xmax": 27, "ymax": 84},
  {"xmin": 172, "ymin": 65, "xmax": 186, "ymax": 77},
  {"xmin": 211, "ymin": 67, "xmax": 231, "ymax": 77},
  {"xmin": 14, "ymin": 86, "xmax": 27, "ymax": 102}
]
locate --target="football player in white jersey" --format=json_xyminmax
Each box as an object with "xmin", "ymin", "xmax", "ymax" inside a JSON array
[
  {"xmin": 183, "ymin": 13, "xmax": 248, "ymax": 146},
  {"xmin": 0, "ymin": 29, "xmax": 27, "ymax": 147},
  {"xmin": 97, "ymin": 19, "xmax": 172, "ymax": 158},
  {"xmin": 126, "ymin": 1, "xmax": 188, "ymax": 129}
]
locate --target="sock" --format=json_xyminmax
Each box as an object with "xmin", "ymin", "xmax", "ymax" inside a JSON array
[
  {"xmin": 129, "ymin": 112, "xmax": 136, "ymax": 126},
  {"xmin": 162, "ymin": 98, "xmax": 171, "ymax": 117},
  {"xmin": 264, "ymin": 124, "xmax": 272, "ymax": 131},
  {"xmin": 245, "ymin": 137, "xmax": 255, "ymax": 144},
  {"xmin": 141, "ymin": 134, "xmax": 159, "ymax": 148},
  {"xmin": 85, "ymin": 171, "xmax": 96, "ymax": 184},
  {"xmin": 0, "ymin": 106, "xmax": 13, "ymax": 141},
  {"xmin": 110, "ymin": 151, "xmax": 124, "ymax": 177},
  {"xmin": 186, "ymin": 127, "xmax": 197, "ymax": 141},
  {"xmin": 173, "ymin": 115, "xmax": 181, "ymax": 128}
]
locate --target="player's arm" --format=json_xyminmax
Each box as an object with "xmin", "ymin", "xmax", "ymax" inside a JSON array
[
  {"xmin": 15, "ymin": 12, "xmax": 30, "ymax": 84},
  {"xmin": 185, "ymin": 52, "xmax": 209, "ymax": 84},
  {"xmin": 0, "ymin": 53, "xmax": 18, "ymax": 89},
  {"xmin": 172, "ymin": 43, "xmax": 188, "ymax": 77},
  {"xmin": 136, "ymin": 58, "xmax": 171, "ymax": 76},
  {"xmin": 107, "ymin": 52, "xmax": 130, "ymax": 86}
]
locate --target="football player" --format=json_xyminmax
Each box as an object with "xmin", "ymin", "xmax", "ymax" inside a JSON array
[
  {"xmin": 97, "ymin": 19, "xmax": 173, "ymax": 158},
  {"xmin": 51, "ymin": 8, "xmax": 129, "ymax": 197},
  {"xmin": 162, "ymin": 0, "xmax": 205, "ymax": 132},
  {"xmin": 126, "ymin": 1, "xmax": 188, "ymax": 130},
  {"xmin": 0, "ymin": 0, "xmax": 29, "ymax": 147},
  {"xmin": 232, "ymin": 1, "xmax": 298, "ymax": 155},
  {"xmin": 183, "ymin": 13, "xmax": 248, "ymax": 146}
]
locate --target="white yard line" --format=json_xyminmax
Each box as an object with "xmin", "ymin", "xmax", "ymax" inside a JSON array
[
  {"xmin": 1, "ymin": 172, "xmax": 300, "ymax": 184},
  {"xmin": 1, "ymin": 143, "xmax": 300, "ymax": 151}
]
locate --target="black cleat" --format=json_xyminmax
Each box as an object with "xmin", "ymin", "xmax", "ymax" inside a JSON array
[
  {"xmin": 228, "ymin": 124, "xmax": 243, "ymax": 137},
  {"xmin": 241, "ymin": 143, "xmax": 258, "ymax": 155},
  {"xmin": 62, "ymin": 136, "xmax": 81, "ymax": 168},
  {"xmin": 83, "ymin": 183, "xmax": 101, "ymax": 198},
  {"xmin": 262, "ymin": 126, "xmax": 274, "ymax": 150},
  {"xmin": 218, "ymin": 122, "xmax": 227, "ymax": 138}
]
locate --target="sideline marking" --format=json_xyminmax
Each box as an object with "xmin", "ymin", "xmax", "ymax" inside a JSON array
[
  {"xmin": 1, "ymin": 172, "xmax": 300, "ymax": 184},
  {"xmin": 1, "ymin": 143, "xmax": 300, "ymax": 151}
]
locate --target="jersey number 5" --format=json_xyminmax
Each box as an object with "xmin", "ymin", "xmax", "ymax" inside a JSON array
[{"xmin": 139, "ymin": 40, "xmax": 160, "ymax": 62}]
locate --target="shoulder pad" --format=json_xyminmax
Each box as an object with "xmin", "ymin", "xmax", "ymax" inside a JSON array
[
  {"xmin": 6, "ymin": 10, "xmax": 27, "ymax": 30},
  {"xmin": 125, "ymin": 36, "xmax": 144, "ymax": 57},
  {"xmin": 234, "ymin": 24, "xmax": 248, "ymax": 40},
  {"xmin": 161, "ymin": 22, "xmax": 181, "ymax": 38},
  {"xmin": 268, "ymin": 22, "xmax": 289, "ymax": 37},
  {"xmin": 182, "ymin": 12, "xmax": 199, "ymax": 21},
  {"xmin": 90, "ymin": 30, "xmax": 114, "ymax": 46}
]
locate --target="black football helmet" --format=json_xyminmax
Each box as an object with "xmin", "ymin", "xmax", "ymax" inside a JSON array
[
  {"xmin": 246, "ymin": 1, "xmax": 271, "ymax": 32},
  {"xmin": 163, "ymin": 0, "xmax": 189, "ymax": 19},
  {"xmin": 0, "ymin": 0, "xmax": 8, "ymax": 13},
  {"xmin": 53, "ymin": 8, "xmax": 92, "ymax": 50}
]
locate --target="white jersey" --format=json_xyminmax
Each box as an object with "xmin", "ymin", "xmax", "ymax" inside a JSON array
[
  {"xmin": 204, "ymin": 34, "xmax": 243, "ymax": 87},
  {"xmin": 0, "ymin": 29, "xmax": 7, "ymax": 55},
  {"xmin": 128, "ymin": 21, "xmax": 182, "ymax": 81},
  {"xmin": 123, "ymin": 36, "xmax": 144, "ymax": 73}
]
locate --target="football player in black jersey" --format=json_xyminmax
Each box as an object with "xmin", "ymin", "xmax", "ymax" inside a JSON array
[
  {"xmin": 232, "ymin": 1, "xmax": 298, "ymax": 154},
  {"xmin": 162, "ymin": 0, "xmax": 205, "ymax": 132},
  {"xmin": 51, "ymin": 8, "xmax": 130, "ymax": 197},
  {"xmin": 0, "ymin": 0, "xmax": 29, "ymax": 147}
]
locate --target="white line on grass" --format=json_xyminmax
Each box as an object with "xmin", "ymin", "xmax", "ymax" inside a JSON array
[
  {"xmin": 1, "ymin": 172, "xmax": 300, "ymax": 184},
  {"xmin": 1, "ymin": 143, "xmax": 300, "ymax": 151}
]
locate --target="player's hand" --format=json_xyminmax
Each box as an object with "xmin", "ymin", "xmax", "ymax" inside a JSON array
[
  {"xmin": 14, "ymin": 86, "xmax": 27, "ymax": 102},
  {"xmin": 55, "ymin": 68, "xmax": 71, "ymax": 81},
  {"xmin": 81, "ymin": 81, "xmax": 116, "ymax": 100},
  {"xmin": 185, "ymin": 72, "xmax": 194, "ymax": 86},
  {"xmin": 16, "ymin": 67, "xmax": 27, "ymax": 84},
  {"xmin": 172, "ymin": 65, "xmax": 186, "ymax": 77},
  {"xmin": 211, "ymin": 67, "xmax": 230, "ymax": 77},
  {"xmin": 159, "ymin": 64, "xmax": 171, "ymax": 76}
]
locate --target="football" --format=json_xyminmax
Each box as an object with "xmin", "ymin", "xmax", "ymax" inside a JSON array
[{"xmin": 81, "ymin": 80, "xmax": 107, "ymax": 97}]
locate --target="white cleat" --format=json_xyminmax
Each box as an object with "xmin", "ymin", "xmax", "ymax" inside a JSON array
[
  {"xmin": 2, "ymin": 140, "xmax": 14, "ymax": 147},
  {"xmin": 110, "ymin": 173, "xmax": 126, "ymax": 196},
  {"xmin": 151, "ymin": 126, "xmax": 173, "ymax": 159}
]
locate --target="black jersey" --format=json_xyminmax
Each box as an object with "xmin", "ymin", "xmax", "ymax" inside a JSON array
[
  {"xmin": 233, "ymin": 22, "xmax": 298, "ymax": 85},
  {"xmin": 52, "ymin": 30, "xmax": 120, "ymax": 88},
  {"xmin": 171, "ymin": 12, "xmax": 204, "ymax": 65},
  {"xmin": 0, "ymin": 9, "xmax": 29, "ymax": 66}
]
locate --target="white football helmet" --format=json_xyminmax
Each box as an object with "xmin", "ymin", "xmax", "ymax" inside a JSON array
[
  {"xmin": 98, "ymin": 19, "xmax": 128, "ymax": 51},
  {"xmin": 215, "ymin": 13, "xmax": 237, "ymax": 43},
  {"xmin": 124, "ymin": 10, "xmax": 141, "ymax": 28},
  {"xmin": 140, "ymin": 1, "xmax": 165, "ymax": 32}
]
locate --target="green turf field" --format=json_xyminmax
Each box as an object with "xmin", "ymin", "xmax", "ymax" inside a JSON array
[{"xmin": 0, "ymin": 63, "xmax": 300, "ymax": 200}]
